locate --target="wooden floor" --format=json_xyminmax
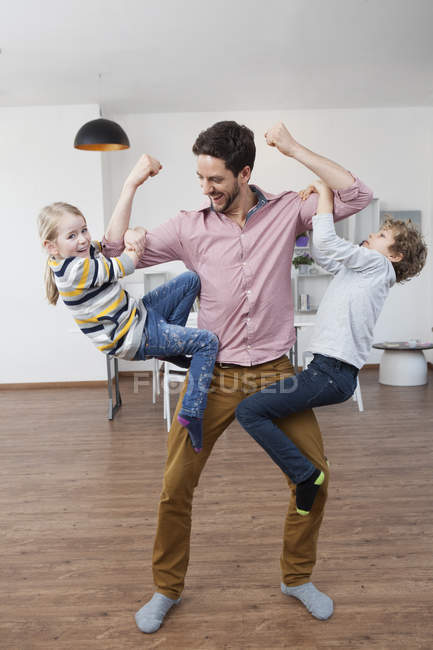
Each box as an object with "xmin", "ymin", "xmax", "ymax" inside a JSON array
[{"xmin": 1, "ymin": 368, "xmax": 433, "ymax": 650}]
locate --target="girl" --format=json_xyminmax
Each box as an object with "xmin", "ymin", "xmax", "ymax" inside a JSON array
[{"xmin": 38, "ymin": 200, "xmax": 218, "ymax": 452}]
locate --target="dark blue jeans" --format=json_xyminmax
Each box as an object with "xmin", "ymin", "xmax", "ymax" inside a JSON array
[
  {"xmin": 236, "ymin": 354, "xmax": 358, "ymax": 483},
  {"xmin": 134, "ymin": 271, "xmax": 218, "ymax": 418}
]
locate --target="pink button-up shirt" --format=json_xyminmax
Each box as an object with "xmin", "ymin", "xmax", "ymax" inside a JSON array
[{"xmin": 102, "ymin": 178, "xmax": 373, "ymax": 365}]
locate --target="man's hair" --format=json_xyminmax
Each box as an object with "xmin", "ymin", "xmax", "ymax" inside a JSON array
[
  {"xmin": 382, "ymin": 216, "xmax": 427, "ymax": 283},
  {"xmin": 192, "ymin": 121, "xmax": 256, "ymax": 176}
]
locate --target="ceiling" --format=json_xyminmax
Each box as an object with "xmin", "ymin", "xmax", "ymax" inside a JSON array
[{"xmin": 1, "ymin": 0, "xmax": 433, "ymax": 114}]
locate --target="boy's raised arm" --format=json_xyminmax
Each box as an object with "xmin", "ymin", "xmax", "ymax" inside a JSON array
[
  {"xmin": 308, "ymin": 180, "xmax": 344, "ymax": 274},
  {"xmin": 308, "ymin": 181, "xmax": 387, "ymax": 276},
  {"xmin": 313, "ymin": 179, "xmax": 334, "ymax": 216},
  {"xmin": 104, "ymin": 154, "xmax": 162, "ymax": 243}
]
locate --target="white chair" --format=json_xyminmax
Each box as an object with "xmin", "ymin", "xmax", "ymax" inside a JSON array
[
  {"xmin": 106, "ymin": 355, "xmax": 161, "ymax": 418},
  {"xmin": 302, "ymin": 350, "xmax": 364, "ymax": 412},
  {"xmin": 105, "ymin": 281, "xmax": 198, "ymax": 420},
  {"xmin": 151, "ymin": 298, "xmax": 198, "ymax": 406},
  {"xmin": 161, "ymin": 308, "xmax": 198, "ymax": 429},
  {"xmin": 352, "ymin": 377, "xmax": 364, "ymax": 412},
  {"xmin": 163, "ymin": 361, "xmax": 188, "ymax": 430}
]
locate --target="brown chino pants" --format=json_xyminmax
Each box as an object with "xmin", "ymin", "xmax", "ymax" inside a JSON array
[{"xmin": 152, "ymin": 354, "xmax": 329, "ymax": 599}]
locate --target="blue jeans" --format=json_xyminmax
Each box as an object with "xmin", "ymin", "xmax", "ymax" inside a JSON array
[
  {"xmin": 236, "ymin": 354, "xmax": 358, "ymax": 484},
  {"xmin": 134, "ymin": 271, "xmax": 218, "ymax": 419}
]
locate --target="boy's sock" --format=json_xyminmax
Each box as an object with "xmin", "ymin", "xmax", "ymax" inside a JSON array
[
  {"xmin": 281, "ymin": 582, "xmax": 333, "ymax": 620},
  {"xmin": 135, "ymin": 592, "xmax": 181, "ymax": 634},
  {"xmin": 296, "ymin": 468, "xmax": 324, "ymax": 515},
  {"xmin": 156, "ymin": 355, "xmax": 191, "ymax": 369},
  {"xmin": 177, "ymin": 414, "xmax": 203, "ymax": 452}
]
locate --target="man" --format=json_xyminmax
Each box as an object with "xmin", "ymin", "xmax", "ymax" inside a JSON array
[{"xmin": 102, "ymin": 121, "xmax": 373, "ymax": 632}]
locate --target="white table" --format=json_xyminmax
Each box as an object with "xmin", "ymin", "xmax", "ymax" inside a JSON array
[
  {"xmin": 291, "ymin": 321, "xmax": 315, "ymax": 373},
  {"xmin": 373, "ymin": 342, "xmax": 433, "ymax": 386}
]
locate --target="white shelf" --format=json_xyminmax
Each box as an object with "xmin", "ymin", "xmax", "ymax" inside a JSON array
[
  {"xmin": 296, "ymin": 270, "xmax": 331, "ymax": 277},
  {"xmin": 295, "ymin": 309, "xmax": 318, "ymax": 314}
]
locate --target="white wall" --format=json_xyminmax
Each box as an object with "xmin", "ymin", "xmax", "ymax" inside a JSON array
[
  {"xmin": 0, "ymin": 104, "xmax": 107, "ymax": 382},
  {"xmin": 2, "ymin": 104, "xmax": 431, "ymax": 383},
  {"xmin": 103, "ymin": 106, "xmax": 433, "ymax": 366}
]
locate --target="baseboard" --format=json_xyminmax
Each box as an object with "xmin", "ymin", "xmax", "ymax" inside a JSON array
[
  {"xmin": 0, "ymin": 380, "xmax": 107, "ymax": 390},
  {"xmin": 118, "ymin": 371, "xmax": 154, "ymax": 377},
  {"xmin": 0, "ymin": 370, "xmax": 154, "ymax": 390},
  {"xmin": 6, "ymin": 362, "xmax": 429, "ymax": 390}
]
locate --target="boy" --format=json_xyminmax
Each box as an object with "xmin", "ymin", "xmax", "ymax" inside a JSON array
[{"xmin": 236, "ymin": 179, "xmax": 427, "ymax": 515}]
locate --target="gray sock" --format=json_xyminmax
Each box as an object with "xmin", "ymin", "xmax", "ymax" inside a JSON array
[
  {"xmin": 135, "ymin": 592, "xmax": 181, "ymax": 633},
  {"xmin": 281, "ymin": 582, "xmax": 333, "ymax": 620}
]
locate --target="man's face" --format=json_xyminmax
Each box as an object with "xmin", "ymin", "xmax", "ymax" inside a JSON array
[{"xmin": 196, "ymin": 155, "xmax": 241, "ymax": 213}]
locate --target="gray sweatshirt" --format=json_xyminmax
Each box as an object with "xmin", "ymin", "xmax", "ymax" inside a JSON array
[{"xmin": 308, "ymin": 213, "xmax": 396, "ymax": 369}]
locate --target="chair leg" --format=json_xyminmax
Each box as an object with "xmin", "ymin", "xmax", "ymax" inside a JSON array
[
  {"xmin": 155, "ymin": 360, "xmax": 161, "ymax": 397},
  {"xmin": 163, "ymin": 379, "xmax": 168, "ymax": 420},
  {"xmin": 293, "ymin": 336, "xmax": 299, "ymax": 373},
  {"xmin": 106, "ymin": 356, "xmax": 122, "ymax": 420},
  {"xmin": 354, "ymin": 377, "xmax": 364, "ymax": 412},
  {"xmin": 152, "ymin": 358, "xmax": 157, "ymax": 404},
  {"xmin": 163, "ymin": 363, "xmax": 170, "ymax": 430},
  {"xmin": 303, "ymin": 351, "xmax": 314, "ymax": 370},
  {"xmin": 165, "ymin": 390, "xmax": 171, "ymax": 431},
  {"xmin": 289, "ymin": 347, "xmax": 295, "ymax": 369}
]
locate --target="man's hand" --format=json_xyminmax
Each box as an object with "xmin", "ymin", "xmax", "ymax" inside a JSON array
[
  {"xmin": 124, "ymin": 227, "xmax": 147, "ymax": 256},
  {"xmin": 264, "ymin": 122, "xmax": 299, "ymax": 157},
  {"xmin": 124, "ymin": 154, "xmax": 162, "ymax": 190},
  {"xmin": 298, "ymin": 179, "xmax": 333, "ymax": 201},
  {"xmin": 298, "ymin": 179, "xmax": 334, "ymax": 215}
]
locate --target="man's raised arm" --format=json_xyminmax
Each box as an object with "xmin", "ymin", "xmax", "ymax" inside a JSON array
[
  {"xmin": 102, "ymin": 153, "xmax": 189, "ymax": 268},
  {"xmin": 104, "ymin": 154, "xmax": 162, "ymax": 243},
  {"xmin": 264, "ymin": 122, "xmax": 373, "ymax": 229},
  {"xmin": 265, "ymin": 122, "xmax": 355, "ymax": 190}
]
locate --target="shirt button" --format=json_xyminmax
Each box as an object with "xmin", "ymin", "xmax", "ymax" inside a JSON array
[{"xmin": 246, "ymin": 290, "xmax": 251, "ymax": 295}]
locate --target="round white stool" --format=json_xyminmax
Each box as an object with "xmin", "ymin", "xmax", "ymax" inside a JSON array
[{"xmin": 373, "ymin": 343, "xmax": 432, "ymax": 386}]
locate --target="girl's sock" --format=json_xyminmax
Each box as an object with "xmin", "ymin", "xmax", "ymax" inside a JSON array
[
  {"xmin": 296, "ymin": 468, "xmax": 324, "ymax": 515},
  {"xmin": 177, "ymin": 414, "xmax": 203, "ymax": 452}
]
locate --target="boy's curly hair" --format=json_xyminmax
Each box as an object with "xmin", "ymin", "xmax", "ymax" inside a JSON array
[{"xmin": 382, "ymin": 216, "xmax": 427, "ymax": 283}]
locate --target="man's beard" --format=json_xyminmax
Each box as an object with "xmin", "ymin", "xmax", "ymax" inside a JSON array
[{"xmin": 212, "ymin": 181, "xmax": 240, "ymax": 213}]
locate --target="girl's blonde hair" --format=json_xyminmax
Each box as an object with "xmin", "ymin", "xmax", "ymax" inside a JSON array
[{"xmin": 37, "ymin": 202, "xmax": 85, "ymax": 305}]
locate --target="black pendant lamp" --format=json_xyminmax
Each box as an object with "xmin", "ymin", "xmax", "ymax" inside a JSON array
[
  {"xmin": 74, "ymin": 117, "xmax": 130, "ymax": 151},
  {"xmin": 74, "ymin": 73, "xmax": 130, "ymax": 151}
]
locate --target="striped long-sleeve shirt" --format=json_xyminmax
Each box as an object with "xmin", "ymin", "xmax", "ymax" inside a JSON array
[{"xmin": 49, "ymin": 241, "xmax": 146, "ymax": 359}]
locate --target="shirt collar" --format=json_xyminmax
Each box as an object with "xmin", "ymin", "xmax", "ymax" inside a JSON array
[{"xmin": 198, "ymin": 183, "xmax": 284, "ymax": 214}]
